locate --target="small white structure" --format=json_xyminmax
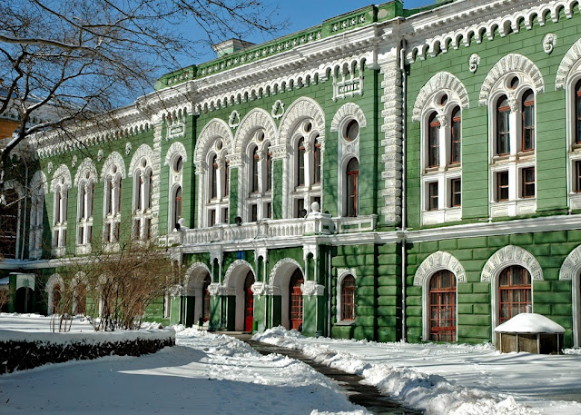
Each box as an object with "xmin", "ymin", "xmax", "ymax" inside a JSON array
[{"xmin": 494, "ymin": 313, "xmax": 565, "ymax": 354}]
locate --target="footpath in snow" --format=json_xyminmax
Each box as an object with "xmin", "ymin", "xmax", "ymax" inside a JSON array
[
  {"xmin": 253, "ymin": 327, "xmax": 581, "ymax": 415},
  {"xmin": 0, "ymin": 314, "xmax": 367, "ymax": 415}
]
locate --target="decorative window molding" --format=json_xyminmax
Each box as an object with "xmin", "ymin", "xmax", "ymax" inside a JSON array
[
  {"xmin": 279, "ymin": 98, "xmax": 325, "ymax": 218},
  {"xmin": 481, "ymin": 245, "xmax": 543, "ymax": 283},
  {"xmin": 414, "ymin": 252, "xmax": 464, "ymax": 342},
  {"xmin": 559, "ymin": 244, "xmax": 581, "ymax": 347},
  {"xmin": 223, "ymin": 259, "xmax": 255, "ymax": 291},
  {"xmin": 101, "ymin": 152, "xmax": 125, "ymax": 248},
  {"xmin": 414, "ymin": 73, "xmax": 466, "ymax": 225},
  {"xmin": 29, "ymin": 171, "xmax": 47, "ymax": 259},
  {"xmin": 50, "ymin": 165, "xmax": 72, "ymax": 257},
  {"xmin": 194, "ymin": 119, "xmax": 234, "ymax": 228},
  {"xmin": 74, "ymin": 158, "xmax": 97, "ymax": 253},
  {"xmin": 336, "ymin": 269, "xmax": 357, "ymax": 324},
  {"xmin": 130, "ymin": 145, "xmax": 155, "ymax": 240},
  {"xmin": 268, "ymin": 258, "xmax": 304, "ymax": 295},
  {"xmin": 412, "ymin": 72, "xmax": 469, "ymax": 122},
  {"xmin": 479, "ymin": 54, "xmax": 544, "ymax": 106},
  {"xmin": 414, "ymin": 251, "xmax": 466, "ymax": 287},
  {"xmin": 482, "ymin": 56, "xmax": 540, "ymax": 218},
  {"xmin": 556, "ymin": 38, "xmax": 581, "ymax": 90},
  {"xmin": 45, "ymin": 273, "xmax": 64, "ymax": 315},
  {"xmin": 331, "ymin": 59, "xmax": 366, "ymax": 101}
]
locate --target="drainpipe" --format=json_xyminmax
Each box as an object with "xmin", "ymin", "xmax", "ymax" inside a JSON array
[
  {"xmin": 399, "ymin": 38, "xmax": 408, "ymax": 343},
  {"xmin": 326, "ymin": 247, "xmax": 332, "ymax": 337}
]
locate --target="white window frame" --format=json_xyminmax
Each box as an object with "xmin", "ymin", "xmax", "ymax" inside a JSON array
[
  {"xmin": 419, "ymin": 98, "xmax": 463, "ymax": 226},
  {"xmin": 242, "ymin": 132, "xmax": 273, "ymax": 223},
  {"xmin": 203, "ymin": 141, "xmax": 230, "ymax": 227},
  {"xmin": 488, "ymin": 76, "xmax": 537, "ymax": 218}
]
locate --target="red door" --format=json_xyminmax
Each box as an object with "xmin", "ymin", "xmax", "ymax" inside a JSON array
[
  {"xmin": 244, "ymin": 272, "xmax": 255, "ymax": 332},
  {"xmin": 289, "ymin": 270, "xmax": 304, "ymax": 330}
]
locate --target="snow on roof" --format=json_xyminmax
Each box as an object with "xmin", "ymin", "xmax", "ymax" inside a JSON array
[{"xmin": 494, "ymin": 312, "xmax": 565, "ymax": 334}]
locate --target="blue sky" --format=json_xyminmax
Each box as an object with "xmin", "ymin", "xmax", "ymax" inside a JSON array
[{"xmin": 177, "ymin": 0, "xmax": 435, "ymax": 67}]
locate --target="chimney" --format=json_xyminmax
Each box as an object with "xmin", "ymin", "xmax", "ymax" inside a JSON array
[{"xmin": 211, "ymin": 39, "xmax": 255, "ymax": 58}]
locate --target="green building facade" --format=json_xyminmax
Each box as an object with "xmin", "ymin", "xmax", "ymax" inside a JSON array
[{"xmin": 3, "ymin": 0, "xmax": 581, "ymax": 348}]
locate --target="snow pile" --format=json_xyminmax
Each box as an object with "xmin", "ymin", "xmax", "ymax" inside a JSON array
[
  {"xmin": 254, "ymin": 328, "xmax": 539, "ymax": 415},
  {"xmin": 494, "ymin": 313, "xmax": 565, "ymax": 333}
]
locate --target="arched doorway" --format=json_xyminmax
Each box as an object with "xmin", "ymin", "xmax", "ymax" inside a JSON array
[
  {"xmin": 289, "ymin": 269, "xmax": 304, "ymax": 331},
  {"xmin": 429, "ymin": 270, "xmax": 456, "ymax": 342},
  {"xmin": 244, "ymin": 271, "xmax": 255, "ymax": 332},
  {"xmin": 15, "ymin": 287, "xmax": 33, "ymax": 313}
]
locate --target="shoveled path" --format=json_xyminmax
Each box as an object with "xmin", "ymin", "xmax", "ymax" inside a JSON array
[{"xmin": 226, "ymin": 333, "xmax": 422, "ymax": 415}]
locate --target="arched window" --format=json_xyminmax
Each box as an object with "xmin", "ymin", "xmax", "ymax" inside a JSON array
[
  {"xmin": 498, "ymin": 265, "xmax": 531, "ymax": 324},
  {"xmin": 53, "ymin": 186, "xmax": 68, "ymax": 250},
  {"xmin": 266, "ymin": 150, "xmax": 272, "ymax": 192},
  {"xmin": 223, "ymin": 160, "xmax": 230, "ymax": 197},
  {"xmin": 340, "ymin": 275, "xmax": 356, "ymax": 321},
  {"xmin": 313, "ymin": 137, "xmax": 321, "ymax": 184},
  {"xmin": 346, "ymin": 158, "xmax": 359, "ymax": 217},
  {"xmin": 251, "ymin": 146, "xmax": 259, "ymax": 193},
  {"xmin": 289, "ymin": 269, "xmax": 304, "ymax": 330},
  {"xmin": 173, "ymin": 186, "xmax": 182, "ymax": 228},
  {"xmin": 77, "ymin": 181, "xmax": 93, "ymax": 247},
  {"xmin": 103, "ymin": 171, "xmax": 122, "ymax": 244},
  {"xmin": 296, "ymin": 137, "xmax": 305, "ymax": 187},
  {"xmin": 429, "ymin": 270, "xmax": 456, "ymax": 342},
  {"xmin": 210, "ymin": 155, "xmax": 218, "ymax": 199},
  {"xmin": 450, "ymin": 107, "xmax": 461, "ymax": 165},
  {"xmin": 0, "ymin": 189, "xmax": 19, "ymax": 258},
  {"xmin": 575, "ymin": 79, "xmax": 581, "ymax": 144},
  {"xmin": 427, "ymin": 112, "xmax": 440, "ymax": 167},
  {"xmin": 496, "ymin": 95, "xmax": 510, "ymax": 155},
  {"xmin": 521, "ymin": 90, "xmax": 535, "ymax": 152}
]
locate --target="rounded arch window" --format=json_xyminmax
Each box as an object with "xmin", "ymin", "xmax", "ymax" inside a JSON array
[
  {"xmin": 429, "ymin": 270, "xmax": 456, "ymax": 342},
  {"xmin": 340, "ymin": 275, "xmax": 356, "ymax": 321},
  {"xmin": 508, "ymin": 76, "xmax": 520, "ymax": 90},
  {"xmin": 343, "ymin": 119, "xmax": 359, "ymax": 142},
  {"xmin": 498, "ymin": 265, "xmax": 531, "ymax": 324},
  {"xmin": 173, "ymin": 156, "xmax": 183, "ymax": 173}
]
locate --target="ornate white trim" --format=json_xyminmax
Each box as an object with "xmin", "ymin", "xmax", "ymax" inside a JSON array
[
  {"xmin": 412, "ymin": 72, "xmax": 469, "ymax": 122},
  {"xmin": 559, "ymin": 245, "xmax": 581, "ymax": 281},
  {"xmin": 331, "ymin": 102, "xmax": 367, "ymax": 132},
  {"xmin": 543, "ymin": 33, "xmax": 556, "ymax": 54},
  {"xmin": 30, "ymin": 170, "xmax": 48, "ymax": 194},
  {"xmin": 164, "ymin": 142, "xmax": 188, "ymax": 166},
  {"xmin": 233, "ymin": 108, "xmax": 278, "ymax": 155},
  {"xmin": 185, "ymin": 262, "xmax": 211, "ymax": 282},
  {"xmin": 469, "ymin": 54, "xmax": 480, "ymax": 73},
  {"xmin": 407, "ymin": 0, "xmax": 579, "ymax": 62},
  {"xmin": 271, "ymin": 100, "xmax": 285, "ymax": 119},
  {"xmin": 73, "ymin": 158, "xmax": 98, "ymax": 186},
  {"xmin": 479, "ymin": 54, "xmax": 544, "ymax": 106},
  {"xmin": 194, "ymin": 119, "xmax": 234, "ymax": 168},
  {"xmin": 100, "ymin": 151, "xmax": 126, "ymax": 180},
  {"xmin": 481, "ymin": 245, "xmax": 543, "ymax": 283},
  {"xmin": 556, "ymin": 38, "xmax": 581, "ymax": 90},
  {"xmin": 228, "ymin": 110, "xmax": 240, "ymax": 129},
  {"xmin": 128, "ymin": 144, "xmax": 154, "ymax": 177},
  {"xmin": 413, "ymin": 251, "xmax": 466, "ymax": 286},
  {"xmin": 278, "ymin": 97, "xmax": 325, "ymax": 148},
  {"xmin": 50, "ymin": 164, "xmax": 72, "ymax": 193},
  {"xmin": 302, "ymin": 281, "xmax": 324, "ymax": 296},
  {"xmin": 223, "ymin": 259, "xmax": 254, "ymax": 289},
  {"xmin": 268, "ymin": 258, "xmax": 304, "ymax": 294},
  {"xmin": 45, "ymin": 273, "xmax": 64, "ymax": 315}
]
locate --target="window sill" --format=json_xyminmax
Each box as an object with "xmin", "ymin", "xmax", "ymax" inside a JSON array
[
  {"xmin": 490, "ymin": 199, "xmax": 536, "ymax": 217},
  {"xmin": 421, "ymin": 208, "xmax": 462, "ymax": 225},
  {"xmin": 335, "ymin": 320, "xmax": 356, "ymax": 326}
]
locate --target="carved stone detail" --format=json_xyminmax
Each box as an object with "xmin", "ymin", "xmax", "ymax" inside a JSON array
[
  {"xmin": 412, "ymin": 72, "xmax": 469, "ymax": 122},
  {"xmin": 271, "ymin": 100, "xmax": 285, "ymax": 120},
  {"xmin": 228, "ymin": 110, "xmax": 240, "ymax": 129},
  {"xmin": 469, "ymin": 54, "xmax": 480, "ymax": 73},
  {"xmin": 556, "ymin": 38, "xmax": 581, "ymax": 90},
  {"xmin": 302, "ymin": 281, "xmax": 325, "ymax": 296},
  {"xmin": 543, "ymin": 33, "xmax": 556, "ymax": 54},
  {"xmin": 481, "ymin": 245, "xmax": 543, "ymax": 283},
  {"xmin": 559, "ymin": 245, "xmax": 581, "ymax": 280},
  {"xmin": 413, "ymin": 251, "xmax": 466, "ymax": 286}
]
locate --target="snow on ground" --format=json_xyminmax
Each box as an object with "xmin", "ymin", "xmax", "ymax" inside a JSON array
[
  {"xmin": 0, "ymin": 314, "xmax": 367, "ymax": 415},
  {"xmin": 253, "ymin": 327, "xmax": 581, "ymax": 415}
]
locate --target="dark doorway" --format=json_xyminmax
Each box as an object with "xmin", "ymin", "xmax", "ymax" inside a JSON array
[
  {"xmin": 289, "ymin": 269, "xmax": 304, "ymax": 330},
  {"xmin": 244, "ymin": 271, "xmax": 255, "ymax": 332}
]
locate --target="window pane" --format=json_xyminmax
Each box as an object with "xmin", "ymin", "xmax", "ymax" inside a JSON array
[
  {"xmin": 429, "ymin": 270, "xmax": 456, "ymax": 342},
  {"xmin": 450, "ymin": 108, "xmax": 461, "ymax": 164}
]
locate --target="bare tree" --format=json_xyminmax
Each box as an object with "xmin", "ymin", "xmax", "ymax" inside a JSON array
[
  {"xmin": 59, "ymin": 236, "xmax": 180, "ymax": 331},
  {"xmin": 0, "ymin": 0, "xmax": 283, "ymax": 196}
]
